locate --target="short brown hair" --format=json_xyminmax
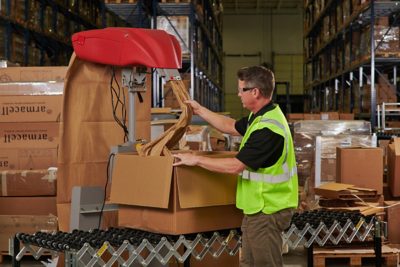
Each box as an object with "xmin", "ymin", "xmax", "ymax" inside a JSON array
[{"xmin": 237, "ymin": 66, "xmax": 275, "ymax": 98}]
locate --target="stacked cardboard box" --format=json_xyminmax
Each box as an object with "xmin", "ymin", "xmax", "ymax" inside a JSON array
[
  {"xmin": 0, "ymin": 66, "xmax": 65, "ymax": 253},
  {"xmin": 387, "ymin": 138, "xmax": 400, "ymax": 197}
]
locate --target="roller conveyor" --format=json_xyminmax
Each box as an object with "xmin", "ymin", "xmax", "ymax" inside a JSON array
[{"xmin": 11, "ymin": 209, "xmax": 385, "ymax": 267}]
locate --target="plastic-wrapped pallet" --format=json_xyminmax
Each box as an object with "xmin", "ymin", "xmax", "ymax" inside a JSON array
[{"xmin": 293, "ymin": 120, "xmax": 372, "ymax": 207}]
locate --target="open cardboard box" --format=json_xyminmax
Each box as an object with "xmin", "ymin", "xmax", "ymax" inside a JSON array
[{"xmin": 110, "ymin": 151, "xmax": 243, "ymax": 235}]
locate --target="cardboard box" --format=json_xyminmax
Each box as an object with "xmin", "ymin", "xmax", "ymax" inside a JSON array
[
  {"xmin": 0, "ymin": 196, "xmax": 57, "ymax": 215},
  {"xmin": 336, "ymin": 147, "xmax": 383, "ymax": 194},
  {"xmin": 0, "ymin": 215, "xmax": 58, "ymax": 252},
  {"xmin": 303, "ymin": 113, "xmax": 321, "ymax": 120},
  {"xmin": 385, "ymin": 201, "xmax": 400, "ymax": 244},
  {"xmin": 0, "ymin": 122, "xmax": 59, "ymax": 148},
  {"xmin": 286, "ymin": 113, "xmax": 304, "ymax": 121},
  {"xmin": 379, "ymin": 139, "xmax": 390, "ymax": 169},
  {"xmin": 0, "ymin": 95, "xmax": 62, "ymax": 122},
  {"xmin": 0, "ymin": 82, "xmax": 64, "ymax": 96},
  {"xmin": 110, "ymin": 152, "xmax": 243, "ymax": 235},
  {"xmin": 0, "ymin": 66, "xmax": 67, "ymax": 82},
  {"xmin": 0, "ymin": 169, "xmax": 56, "ymax": 196},
  {"xmin": 0, "ymin": 147, "xmax": 58, "ymax": 170},
  {"xmin": 339, "ymin": 113, "xmax": 355, "ymax": 120},
  {"xmin": 321, "ymin": 112, "xmax": 339, "ymax": 120},
  {"xmin": 387, "ymin": 139, "xmax": 400, "ymax": 196}
]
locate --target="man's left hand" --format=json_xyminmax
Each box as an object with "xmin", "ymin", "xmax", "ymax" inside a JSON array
[{"xmin": 173, "ymin": 153, "xmax": 199, "ymax": 166}]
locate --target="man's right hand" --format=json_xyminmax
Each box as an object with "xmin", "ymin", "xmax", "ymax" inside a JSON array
[{"xmin": 185, "ymin": 100, "xmax": 202, "ymax": 115}]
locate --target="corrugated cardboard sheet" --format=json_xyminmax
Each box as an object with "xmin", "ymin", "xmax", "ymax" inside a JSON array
[{"xmin": 0, "ymin": 169, "xmax": 56, "ymax": 196}]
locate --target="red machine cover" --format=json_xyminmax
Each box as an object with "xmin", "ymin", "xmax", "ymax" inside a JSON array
[{"xmin": 72, "ymin": 27, "xmax": 182, "ymax": 69}]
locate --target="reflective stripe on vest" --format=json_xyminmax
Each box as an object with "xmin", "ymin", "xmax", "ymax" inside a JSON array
[
  {"xmin": 241, "ymin": 163, "xmax": 297, "ymax": 184},
  {"xmin": 240, "ymin": 118, "xmax": 297, "ymax": 184}
]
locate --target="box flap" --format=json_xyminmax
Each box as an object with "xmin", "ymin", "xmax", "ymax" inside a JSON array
[
  {"xmin": 110, "ymin": 154, "xmax": 173, "ymax": 208},
  {"xmin": 176, "ymin": 166, "xmax": 237, "ymax": 208}
]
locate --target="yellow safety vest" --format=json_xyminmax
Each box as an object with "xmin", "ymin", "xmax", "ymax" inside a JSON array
[{"xmin": 236, "ymin": 105, "xmax": 298, "ymax": 214}]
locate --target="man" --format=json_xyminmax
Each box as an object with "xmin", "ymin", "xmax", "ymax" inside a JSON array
[{"xmin": 173, "ymin": 66, "xmax": 298, "ymax": 267}]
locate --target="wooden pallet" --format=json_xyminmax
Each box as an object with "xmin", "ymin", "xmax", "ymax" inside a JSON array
[{"xmin": 313, "ymin": 246, "xmax": 399, "ymax": 267}]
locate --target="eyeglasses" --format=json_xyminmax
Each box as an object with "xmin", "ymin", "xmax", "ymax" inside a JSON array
[{"xmin": 238, "ymin": 87, "xmax": 256, "ymax": 93}]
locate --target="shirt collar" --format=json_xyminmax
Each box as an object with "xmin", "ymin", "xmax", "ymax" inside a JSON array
[{"xmin": 248, "ymin": 101, "xmax": 276, "ymax": 124}]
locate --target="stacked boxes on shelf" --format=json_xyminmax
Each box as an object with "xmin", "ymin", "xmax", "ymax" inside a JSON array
[
  {"xmin": 155, "ymin": 0, "xmax": 223, "ymax": 111},
  {"xmin": 0, "ymin": 66, "xmax": 66, "ymax": 253},
  {"xmin": 304, "ymin": 0, "xmax": 400, "ymax": 115},
  {"xmin": 0, "ymin": 0, "xmax": 129, "ymax": 66}
]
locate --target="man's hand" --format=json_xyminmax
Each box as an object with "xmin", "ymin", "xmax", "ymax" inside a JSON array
[
  {"xmin": 173, "ymin": 153, "xmax": 199, "ymax": 166},
  {"xmin": 185, "ymin": 100, "xmax": 202, "ymax": 115}
]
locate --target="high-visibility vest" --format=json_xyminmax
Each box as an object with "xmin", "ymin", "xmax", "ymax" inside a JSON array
[{"xmin": 236, "ymin": 105, "xmax": 298, "ymax": 215}]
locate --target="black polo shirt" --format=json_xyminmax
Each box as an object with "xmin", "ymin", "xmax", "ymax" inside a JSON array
[{"xmin": 234, "ymin": 102, "xmax": 284, "ymax": 170}]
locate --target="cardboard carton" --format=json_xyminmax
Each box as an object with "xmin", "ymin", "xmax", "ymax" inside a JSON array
[
  {"xmin": 336, "ymin": 147, "xmax": 383, "ymax": 193},
  {"xmin": 339, "ymin": 113, "xmax": 355, "ymax": 120},
  {"xmin": 0, "ymin": 147, "xmax": 58, "ymax": 170},
  {"xmin": 0, "ymin": 215, "xmax": 58, "ymax": 252},
  {"xmin": 321, "ymin": 112, "xmax": 339, "ymax": 120},
  {"xmin": 303, "ymin": 113, "xmax": 321, "ymax": 120},
  {"xmin": 0, "ymin": 196, "xmax": 57, "ymax": 215},
  {"xmin": 0, "ymin": 66, "xmax": 67, "ymax": 82},
  {"xmin": 0, "ymin": 169, "xmax": 56, "ymax": 196},
  {"xmin": 110, "ymin": 152, "xmax": 243, "ymax": 235},
  {"xmin": 385, "ymin": 201, "xmax": 400, "ymax": 243},
  {"xmin": 286, "ymin": 113, "xmax": 304, "ymax": 122},
  {"xmin": 0, "ymin": 95, "xmax": 62, "ymax": 122},
  {"xmin": 0, "ymin": 82, "xmax": 64, "ymax": 96},
  {"xmin": 0, "ymin": 122, "xmax": 59, "ymax": 148},
  {"xmin": 387, "ymin": 138, "xmax": 400, "ymax": 196}
]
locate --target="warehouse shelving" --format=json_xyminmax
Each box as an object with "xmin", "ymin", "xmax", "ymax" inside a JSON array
[
  {"xmin": 304, "ymin": 0, "xmax": 400, "ymax": 128},
  {"xmin": 153, "ymin": 0, "xmax": 224, "ymax": 112},
  {"xmin": 0, "ymin": 0, "xmax": 130, "ymax": 66},
  {"xmin": 107, "ymin": 0, "xmax": 224, "ymax": 111}
]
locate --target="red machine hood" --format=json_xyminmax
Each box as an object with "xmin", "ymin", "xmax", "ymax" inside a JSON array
[{"xmin": 72, "ymin": 27, "xmax": 182, "ymax": 69}]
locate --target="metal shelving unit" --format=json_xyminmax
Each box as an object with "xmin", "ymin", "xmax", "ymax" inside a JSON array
[
  {"xmin": 0, "ymin": 0, "xmax": 131, "ymax": 66},
  {"xmin": 152, "ymin": 0, "xmax": 224, "ymax": 112},
  {"xmin": 304, "ymin": 0, "xmax": 400, "ymax": 128},
  {"xmin": 87, "ymin": 0, "xmax": 224, "ymax": 111}
]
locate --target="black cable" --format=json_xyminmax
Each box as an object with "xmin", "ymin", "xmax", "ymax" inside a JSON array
[
  {"xmin": 98, "ymin": 153, "xmax": 116, "ymax": 229},
  {"xmin": 110, "ymin": 67, "xmax": 129, "ymax": 142}
]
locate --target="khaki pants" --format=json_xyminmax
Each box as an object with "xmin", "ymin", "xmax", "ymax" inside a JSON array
[{"xmin": 240, "ymin": 208, "xmax": 294, "ymax": 267}]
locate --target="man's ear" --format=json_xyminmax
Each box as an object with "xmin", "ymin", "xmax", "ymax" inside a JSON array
[{"xmin": 253, "ymin": 88, "xmax": 262, "ymax": 98}]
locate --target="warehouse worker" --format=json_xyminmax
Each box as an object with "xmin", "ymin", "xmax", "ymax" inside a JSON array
[{"xmin": 173, "ymin": 65, "xmax": 298, "ymax": 267}]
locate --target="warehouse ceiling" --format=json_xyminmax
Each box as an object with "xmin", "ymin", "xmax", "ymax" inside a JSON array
[{"xmin": 221, "ymin": 0, "xmax": 303, "ymax": 14}]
